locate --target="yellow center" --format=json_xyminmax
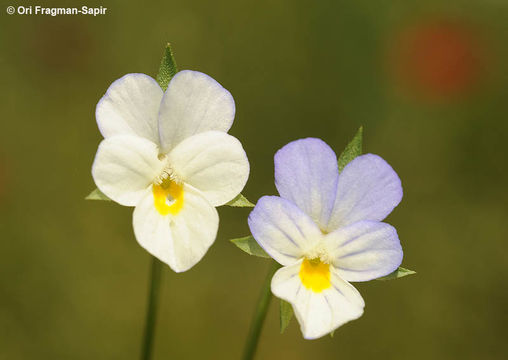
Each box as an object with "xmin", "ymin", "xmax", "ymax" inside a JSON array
[
  {"xmin": 152, "ymin": 178, "xmax": 184, "ymax": 215},
  {"xmin": 299, "ymin": 258, "xmax": 331, "ymax": 292}
]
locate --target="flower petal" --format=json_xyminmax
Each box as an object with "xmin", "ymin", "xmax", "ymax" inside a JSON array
[
  {"xmin": 92, "ymin": 135, "xmax": 164, "ymax": 206},
  {"xmin": 167, "ymin": 131, "xmax": 249, "ymax": 206},
  {"xmin": 323, "ymin": 220, "xmax": 403, "ymax": 282},
  {"xmin": 96, "ymin": 74, "xmax": 163, "ymax": 144},
  {"xmin": 158, "ymin": 70, "xmax": 235, "ymax": 153},
  {"xmin": 271, "ymin": 262, "xmax": 364, "ymax": 340},
  {"xmin": 274, "ymin": 138, "xmax": 339, "ymax": 229},
  {"xmin": 326, "ymin": 154, "xmax": 403, "ymax": 230},
  {"xmin": 248, "ymin": 196, "xmax": 323, "ymax": 266},
  {"xmin": 133, "ymin": 185, "xmax": 219, "ymax": 272}
]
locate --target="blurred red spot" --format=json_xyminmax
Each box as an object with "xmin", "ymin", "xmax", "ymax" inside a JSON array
[{"xmin": 391, "ymin": 20, "xmax": 481, "ymax": 100}]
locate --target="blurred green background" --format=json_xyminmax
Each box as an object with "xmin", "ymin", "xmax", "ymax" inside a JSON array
[{"xmin": 1, "ymin": 0, "xmax": 507, "ymax": 359}]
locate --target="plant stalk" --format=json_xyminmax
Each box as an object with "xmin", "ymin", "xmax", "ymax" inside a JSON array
[
  {"xmin": 242, "ymin": 261, "xmax": 281, "ymax": 360},
  {"xmin": 140, "ymin": 257, "xmax": 163, "ymax": 360}
]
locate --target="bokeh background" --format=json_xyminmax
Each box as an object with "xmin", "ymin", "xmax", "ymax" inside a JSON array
[{"xmin": 1, "ymin": 0, "xmax": 507, "ymax": 359}]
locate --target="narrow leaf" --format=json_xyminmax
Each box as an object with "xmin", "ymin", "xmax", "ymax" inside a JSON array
[
  {"xmin": 230, "ymin": 236, "xmax": 270, "ymax": 258},
  {"xmin": 225, "ymin": 194, "xmax": 255, "ymax": 207},
  {"xmin": 85, "ymin": 188, "xmax": 111, "ymax": 201},
  {"xmin": 338, "ymin": 126, "xmax": 363, "ymax": 172},
  {"xmin": 376, "ymin": 267, "xmax": 416, "ymax": 281},
  {"xmin": 156, "ymin": 43, "xmax": 178, "ymax": 91},
  {"xmin": 280, "ymin": 299, "xmax": 294, "ymax": 333}
]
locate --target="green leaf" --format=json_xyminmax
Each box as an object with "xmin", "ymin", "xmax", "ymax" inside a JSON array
[
  {"xmin": 279, "ymin": 299, "xmax": 293, "ymax": 333},
  {"xmin": 376, "ymin": 267, "xmax": 416, "ymax": 281},
  {"xmin": 156, "ymin": 43, "xmax": 178, "ymax": 91},
  {"xmin": 338, "ymin": 126, "xmax": 363, "ymax": 172},
  {"xmin": 230, "ymin": 235, "xmax": 270, "ymax": 258},
  {"xmin": 225, "ymin": 194, "xmax": 255, "ymax": 207},
  {"xmin": 85, "ymin": 188, "xmax": 112, "ymax": 201}
]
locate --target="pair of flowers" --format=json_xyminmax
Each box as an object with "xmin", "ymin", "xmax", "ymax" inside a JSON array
[{"xmin": 92, "ymin": 70, "xmax": 404, "ymax": 339}]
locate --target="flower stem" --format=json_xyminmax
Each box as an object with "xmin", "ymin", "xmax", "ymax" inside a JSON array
[
  {"xmin": 242, "ymin": 261, "xmax": 281, "ymax": 360},
  {"xmin": 140, "ymin": 257, "xmax": 163, "ymax": 360}
]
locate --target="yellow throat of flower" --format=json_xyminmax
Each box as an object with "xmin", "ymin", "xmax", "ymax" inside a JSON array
[
  {"xmin": 299, "ymin": 258, "xmax": 331, "ymax": 292},
  {"xmin": 152, "ymin": 178, "xmax": 184, "ymax": 216}
]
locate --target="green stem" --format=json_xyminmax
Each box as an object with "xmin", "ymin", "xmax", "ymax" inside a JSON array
[
  {"xmin": 140, "ymin": 257, "xmax": 163, "ymax": 360},
  {"xmin": 242, "ymin": 261, "xmax": 281, "ymax": 360}
]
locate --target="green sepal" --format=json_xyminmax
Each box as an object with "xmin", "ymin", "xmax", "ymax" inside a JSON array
[
  {"xmin": 156, "ymin": 43, "xmax": 178, "ymax": 91},
  {"xmin": 230, "ymin": 235, "xmax": 270, "ymax": 258},
  {"xmin": 338, "ymin": 126, "xmax": 363, "ymax": 172},
  {"xmin": 376, "ymin": 267, "xmax": 416, "ymax": 281},
  {"xmin": 85, "ymin": 188, "xmax": 112, "ymax": 201},
  {"xmin": 279, "ymin": 299, "xmax": 294, "ymax": 333},
  {"xmin": 225, "ymin": 194, "xmax": 255, "ymax": 207}
]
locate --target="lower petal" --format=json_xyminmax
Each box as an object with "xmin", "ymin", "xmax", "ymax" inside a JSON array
[
  {"xmin": 271, "ymin": 262, "xmax": 364, "ymax": 340},
  {"xmin": 133, "ymin": 185, "xmax": 219, "ymax": 272},
  {"xmin": 167, "ymin": 131, "xmax": 249, "ymax": 206},
  {"xmin": 324, "ymin": 221, "xmax": 403, "ymax": 282},
  {"xmin": 92, "ymin": 135, "xmax": 164, "ymax": 206},
  {"xmin": 248, "ymin": 196, "xmax": 323, "ymax": 266}
]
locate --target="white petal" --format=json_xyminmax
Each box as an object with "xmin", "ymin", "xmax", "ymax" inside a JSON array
[
  {"xmin": 248, "ymin": 196, "xmax": 323, "ymax": 266},
  {"xmin": 167, "ymin": 131, "xmax": 249, "ymax": 206},
  {"xmin": 158, "ymin": 70, "xmax": 235, "ymax": 153},
  {"xmin": 326, "ymin": 154, "xmax": 403, "ymax": 230},
  {"xmin": 92, "ymin": 135, "xmax": 164, "ymax": 206},
  {"xmin": 271, "ymin": 262, "xmax": 365, "ymax": 340},
  {"xmin": 96, "ymin": 74, "xmax": 163, "ymax": 144},
  {"xmin": 133, "ymin": 185, "xmax": 219, "ymax": 272},
  {"xmin": 323, "ymin": 221, "xmax": 403, "ymax": 282}
]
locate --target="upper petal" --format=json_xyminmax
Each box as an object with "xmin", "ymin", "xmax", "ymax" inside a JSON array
[
  {"xmin": 96, "ymin": 74, "xmax": 163, "ymax": 144},
  {"xmin": 158, "ymin": 70, "xmax": 235, "ymax": 153},
  {"xmin": 271, "ymin": 262, "xmax": 365, "ymax": 340},
  {"xmin": 323, "ymin": 220, "xmax": 403, "ymax": 282},
  {"xmin": 91, "ymin": 135, "xmax": 164, "ymax": 206},
  {"xmin": 274, "ymin": 138, "xmax": 339, "ymax": 230},
  {"xmin": 248, "ymin": 196, "xmax": 323, "ymax": 266},
  {"xmin": 133, "ymin": 185, "xmax": 219, "ymax": 272},
  {"xmin": 326, "ymin": 154, "xmax": 403, "ymax": 230},
  {"xmin": 167, "ymin": 131, "xmax": 249, "ymax": 206}
]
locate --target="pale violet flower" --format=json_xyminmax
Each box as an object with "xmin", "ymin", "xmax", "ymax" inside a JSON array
[
  {"xmin": 248, "ymin": 138, "xmax": 403, "ymax": 339},
  {"xmin": 92, "ymin": 71, "xmax": 249, "ymax": 272}
]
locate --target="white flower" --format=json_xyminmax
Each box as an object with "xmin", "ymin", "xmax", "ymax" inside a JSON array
[
  {"xmin": 248, "ymin": 138, "xmax": 403, "ymax": 339},
  {"xmin": 92, "ymin": 71, "xmax": 249, "ymax": 272}
]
